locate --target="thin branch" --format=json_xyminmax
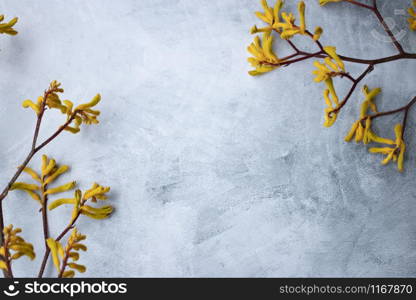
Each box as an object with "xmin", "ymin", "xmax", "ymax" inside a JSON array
[
  {"xmin": 0, "ymin": 111, "xmax": 78, "ymax": 273},
  {"xmin": 344, "ymin": 0, "xmax": 374, "ymax": 10},
  {"xmin": 38, "ymin": 196, "xmax": 82, "ymax": 278},
  {"xmin": 37, "ymin": 183, "xmax": 50, "ymax": 277},
  {"xmin": 332, "ymin": 64, "xmax": 374, "ymax": 114},
  {"xmin": 1, "ymin": 236, "xmax": 14, "ymax": 278},
  {"xmin": 370, "ymin": 96, "xmax": 416, "ymax": 121},
  {"xmin": 57, "ymin": 249, "xmax": 70, "ymax": 278},
  {"xmin": 372, "ymin": 0, "xmax": 405, "ymax": 54},
  {"xmin": 31, "ymin": 90, "xmax": 50, "ymax": 150}
]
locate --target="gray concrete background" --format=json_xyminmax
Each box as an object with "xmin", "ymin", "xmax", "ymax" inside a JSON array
[{"xmin": 0, "ymin": 0, "xmax": 415, "ymax": 277}]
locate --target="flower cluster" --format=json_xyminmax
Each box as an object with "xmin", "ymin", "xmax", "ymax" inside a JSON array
[
  {"xmin": 409, "ymin": 0, "xmax": 416, "ymax": 30},
  {"xmin": 47, "ymin": 229, "xmax": 87, "ymax": 278},
  {"xmin": 11, "ymin": 155, "xmax": 74, "ymax": 205},
  {"xmin": 48, "ymin": 182, "xmax": 112, "ymax": 224},
  {"xmin": 0, "ymin": 10, "xmax": 111, "ymax": 278},
  {"xmin": 11, "ymin": 155, "xmax": 113, "ymax": 223},
  {"xmin": 22, "ymin": 80, "xmax": 101, "ymax": 134},
  {"xmin": 9, "ymin": 155, "xmax": 112, "ymax": 277},
  {"xmin": 0, "ymin": 15, "xmax": 18, "ymax": 35},
  {"xmin": 344, "ymin": 86, "xmax": 406, "ymax": 171},
  {"xmin": 247, "ymin": 0, "xmax": 416, "ymax": 172},
  {"xmin": 0, "ymin": 226, "xmax": 35, "ymax": 272},
  {"xmin": 312, "ymin": 47, "xmax": 346, "ymax": 127}
]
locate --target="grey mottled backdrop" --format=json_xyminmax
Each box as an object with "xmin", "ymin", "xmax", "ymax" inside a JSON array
[{"xmin": 0, "ymin": 0, "xmax": 415, "ymax": 277}]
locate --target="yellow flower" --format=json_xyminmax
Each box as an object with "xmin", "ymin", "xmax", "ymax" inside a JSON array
[
  {"xmin": 369, "ymin": 124, "xmax": 406, "ymax": 172},
  {"xmin": 319, "ymin": 0, "xmax": 343, "ymax": 6},
  {"xmin": 323, "ymin": 46, "xmax": 345, "ymax": 72},
  {"xmin": 247, "ymin": 32, "xmax": 280, "ymax": 76},
  {"xmin": 312, "ymin": 56, "xmax": 344, "ymax": 127},
  {"xmin": 344, "ymin": 85, "xmax": 390, "ymax": 144},
  {"xmin": 0, "ymin": 225, "xmax": 35, "ymax": 271},
  {"xmin": 47, "ymin": 228, "xmax": 87, "ymax": 277},
  {"xmin": 0, "ymin": 15, "xmax": 18, "ymax": 35},
  {"xmin": 273, "ymin": 1, "xmax": 308, "ymax": 39},
  {"xmin": 322, "ymin": 79, "xmax": 340, "ymax": 127},
  {"xmin": 298, "ymin": 1, "xmax": 306, "ymax": 34},
  {"xmin": 22, "ymin": 81, "xmax": 101, "ymax": 134},
  {"xmin": 11, "ymin": 155, "xmax": 74, "ymax": 205},
  {"xmin": 408, "ymin": 0, "xmax": 416, "ymax": 30}
]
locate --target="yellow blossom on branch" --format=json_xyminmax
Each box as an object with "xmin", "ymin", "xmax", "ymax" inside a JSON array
[
  {"xmin": 22, "ymin": 81, "xmax": 102, "ymax": 134},
  {"xmin": 273, "ymin": 1, "xmax": 308, "ymax": 39},
  {"xmin": 48, "ymin": 182, "xmax": 113, "ymax": 223},
  {"xmin": 251, "ymin": 1, "xmax": 313, "ymax": 40},
  {"xmin": 344, "ymin": 85, "xmax": 389, "ymax": 144},
  {"xmin": 312, "ymin": 57, "xmax": 344, "ymax": 82},
  {"xmin": 47, "ymin": 228, "xmax": 87, "ymax": 278},
  {"xmin": 319, "ymin": 0, "xmax": 343, "ymax": 6},
  {"xmin": 247, "ymin": 32, "xmax": 280, "ymax": 75},
  {"xmin": 0, "ymin": 225, "xmax": 35, "ymax": 272},
  {"xmin": 369, "ymin": 124, "xmax": 406, "ymax": 172},
  {"xmin": 313, "ymin": 26, "xmax": 323, "ymax": 40},
  {"xmin": 409, "ymin": 0, "xmax": 416, "ymax": 30},
  {"xmin": 0, "ymin": 15, "xmax": 18, "ymax": 35},
  {"xmin": 322, "ymin": 80, "xmax": 340, "ymax": 127},
  {"xmin": 10, "ymin": 155, "xmax": 75, "ymax": 205},
  {"xmin": 323, "ymin": 46, "xmax": 345, "ymax": 72}
]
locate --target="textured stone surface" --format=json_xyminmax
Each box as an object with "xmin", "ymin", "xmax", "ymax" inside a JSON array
[{"xmin": 0, "ymin": 0, "xmax": 415, "ymax": 277}]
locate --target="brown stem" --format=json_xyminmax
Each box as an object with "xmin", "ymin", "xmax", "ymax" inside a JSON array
[
  {"xmin": 370, "ymin": 96, "xmax": 416, "ymax": 121},
  {"xmin": 332, "ymin": 64, "xmax": 374, "ymax": 114},
  {"xmin": 38, "ymin": 202, "xmax": 81, "ymax": 278},
  {"xmin": 0, "ymin": 110, "xmax": 77, "ymax": 278},
  {"xmin": 401, "ymin": 97, "xmax": 416, "ymax": 136},
  {"xmin": 2, "ymin": 237, "xmax": 14, "ymax": 278},
  {"xmin": 372, "ymin": 0, "xmax": 405, "ymax": 54},
  {"xmin": 57, "ymin": 249, "xmax": 70, "ymax": 278}
]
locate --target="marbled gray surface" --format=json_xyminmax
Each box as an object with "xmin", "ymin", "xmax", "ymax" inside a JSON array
[{"xmin": 0, "ymin": 0, "xmax": 415, "ymax": 277}]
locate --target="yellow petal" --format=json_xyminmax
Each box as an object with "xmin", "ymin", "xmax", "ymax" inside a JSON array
[
  {"xmin": 42, "ymin": 159, "xmax": 56, "ymax": 177},
  {"xmin": 23, "ymin": 167, "xmax": 41, "ymax": 182},
  {"xmin": 45, "ymin": 181, "xmax": 76, "ymax": 195},
  {"xmin": 64, "ymin": 126, "xmax": 81, "ymax": 134},
  {"xmin": 63, "ymin": 270, "xmax": 75, "ymax": 278},
  {"xmin": 345, "ymin": 121, "xmax": 359, "ymax": 142},
  {"xmin": 45, "ymin": 165, "xmax": 69, "ymax": 185},
  {"xmin": 355, "ymin": 123, "xmax": 364, "ymax": 143},
  {"xmin": 313, "ymin": 26, "xmax": 323, "ymax": 41},
  {"xmin": 298, "ymin": 1, "xmax": 306, "ymax": 34},
  {"xmin": 381, "ymin": 151, "xmax": 395, "ymax": 165},
  {"xmin": 67, "ymin": 263, "xmax": 86, "ymax": 273},
  {"xmin": 71, "ymin": 243, "xmax": 87, "ymax": 251},
  {"xmin": 398, "ymin": 143, "xmax": 406, "ymax": 172},
  {"xmin": 22, "ymin": 100, "xmax": 40, "ymax": 114},
  {"xmin": 10, "ymin": 182, "xmax": 39, "ymax": 191},
  {"xmin": 75, "ymin": 94, "xmax": 101, "ymax": 111},
  {"xmin": 324, "ymin": 46, "xmax": 345, "ymax": 72},
  {"xmin": 48, "ymin": 198, "xmax": 76, "ymax": 210},
  {"xmin": 68, "ymin": 252, "xmax": 80, "ymax": 261},
  {"xmin": 46, "ymin": 238, "xmax": 61, "ymax": 272}
]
